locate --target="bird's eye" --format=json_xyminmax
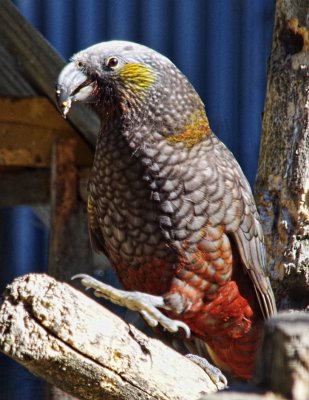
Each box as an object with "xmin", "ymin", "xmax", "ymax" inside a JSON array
[
  {"xmin": 77, "ymin": 61, "xmax": 83, "ymax": 68},
  {"xmin": 106, "ymin": 57, "xmax": 119, "ymax": 69}
]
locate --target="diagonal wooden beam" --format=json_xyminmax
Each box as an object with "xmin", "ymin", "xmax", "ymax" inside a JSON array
[{"xmin": 0, "ymin": 0, "xmax": 99, "ymax": 147}]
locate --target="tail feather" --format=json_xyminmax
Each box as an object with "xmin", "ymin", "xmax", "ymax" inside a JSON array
[{"xmin": 205, "ymin": 322, "xmax": 263, "ymax": 380}]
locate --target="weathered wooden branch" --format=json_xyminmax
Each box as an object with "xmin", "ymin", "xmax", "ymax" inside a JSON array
[
  {"xmin": 0, "ymin": 273, "xmax": 218, "ymax": 400},
  {"xmin": 1, "ymin": 274, "xmax": 308, "ymax": 400},
  {"xmin": 254, "ymin": 0, "xmax": 309, "ymax": 309}
]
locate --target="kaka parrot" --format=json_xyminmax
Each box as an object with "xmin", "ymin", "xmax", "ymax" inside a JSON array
[{"xmin": 56, "ymin": 41, "xmax": 276, "ymax": 383}]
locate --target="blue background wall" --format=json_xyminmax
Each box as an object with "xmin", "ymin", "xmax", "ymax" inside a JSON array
[{"xmin": 1, "ymin": 1, "xmax": 275, "ymax": 398}]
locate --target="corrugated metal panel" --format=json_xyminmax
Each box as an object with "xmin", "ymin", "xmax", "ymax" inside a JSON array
[
  {"xmin": 2, "ymin": 1, "xmax": 275, "ymax": 397},
  {"xmin": 0, "ymin": 207, "xmax": 47, "ymax": 400},
  {"xmin": 0, "ymin": 207, "xmax": 48, "ymax": 292}
]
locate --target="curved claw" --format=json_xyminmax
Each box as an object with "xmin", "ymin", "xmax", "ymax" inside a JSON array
[
  {"xmin": 72, "ymin": 274, "xmax": 191, "ymax": 338},
  {"xmin": 140, "ymin": 309, "xmax": 191, "ymax": 338},
  {"xmin": 72, "ymin": 273, "xmax": 92, "ymax": 281},
  {"xmin": 185, "ymin": 354, "xmax": 228, "ymax": 390}
]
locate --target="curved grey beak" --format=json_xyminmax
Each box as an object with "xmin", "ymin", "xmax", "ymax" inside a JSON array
[{"xmin": 56, "ymin": 62, "xmax": 94, "ymax": 118}]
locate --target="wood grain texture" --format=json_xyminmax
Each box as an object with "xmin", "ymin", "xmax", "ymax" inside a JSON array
[
  {"xmin": 0, "ymin": 273, "xmax": 217, "ymax": 400},
  {"xmin": 254, "ymin": 0, "xmax": 309, "ymax": 309},
  {"xmin": 0, "ymin": 97, "xmax": 93, "ymax": 167},
  {"xmin": 255, "ymin": 312, "xmax": 309, "ymax": 400}
]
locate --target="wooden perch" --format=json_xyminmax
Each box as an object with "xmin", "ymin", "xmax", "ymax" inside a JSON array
[
  {"xmin": 255, "ymin": 312, "xmax": 309, "ymax": 400},
  {"xmin": 1, "ymin": 276, "xmax": 309, "ymax": 400},
  {"xmin": 0, "ymin": 273, "xmax": 218, "ymax": 400}
]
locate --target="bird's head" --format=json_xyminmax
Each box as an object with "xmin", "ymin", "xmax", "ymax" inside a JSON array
[{"xmin": 56, "ymin": 41, "xmax": 207, "ymax": 135}]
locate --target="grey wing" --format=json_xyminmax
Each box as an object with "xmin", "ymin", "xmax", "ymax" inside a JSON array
[
  {"xmin": 209, "ymin": 139, "xmax": 277, "ymax": 319},
  {"xmin": 232, "ymin": 168, "xmax": 277, "ymax": 319}
]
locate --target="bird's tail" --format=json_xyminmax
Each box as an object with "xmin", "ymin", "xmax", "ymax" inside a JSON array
[{"xmin": 203, "ymin": 321, "xmax": 263, "ymax": 381}]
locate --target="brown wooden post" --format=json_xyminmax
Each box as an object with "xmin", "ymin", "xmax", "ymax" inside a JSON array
[
  {"xmin": 49, "ymin": 138, "xmax": 94, "ymax": 282},
  {"xmin": 254, "ymin": 0, "xmax": 309, "ymax": 309},
  {"xmin": 48, "ymin": 138, "xmax": 94, "ymax": 400}
]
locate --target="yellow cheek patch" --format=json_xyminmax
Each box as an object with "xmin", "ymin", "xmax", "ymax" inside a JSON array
[
  {"xmin": 119, "ymin": 63, "xmax": 155, "ymax": 91},
  {"xmin": 167, "ymin": 110, "xmax": 211, "ymax": 148}
]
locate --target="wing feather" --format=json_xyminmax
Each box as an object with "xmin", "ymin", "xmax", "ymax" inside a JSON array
[
  {"xmin": 209, "ymin": 139, "xmax": 277, "ymax": 319},
  {"xmin": 231, "ymin": 168, "xmax": 277, "ymax": 319}
]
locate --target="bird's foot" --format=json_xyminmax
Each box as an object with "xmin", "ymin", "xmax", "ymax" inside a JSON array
[
  {"xmin": 186, "ymin": 354, "xmax": 228, "ymax": 390},
  {"xmin": 73, "ymin": 274, "xmax": 190, "ymax": 337}
]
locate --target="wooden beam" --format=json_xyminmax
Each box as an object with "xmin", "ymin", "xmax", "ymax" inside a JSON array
[
  {"xmin": 0, "ymin": 97, "xmax": 93, "ymax": 168},
  {"xmin": 48, "ymin": 139, "xmax": 93, "ymax": 399},
  {"xmin": 0, "ymin": 169, "xmax": 49, "ymax": 206},
  {"xmin": 0, "ymin": 0, "xmax": 99, "ymax": 147},
  {"xmin": 0, "ymin": 166, "xmax": 90, "ymax": 208},
  {"xmin": 0, "ymin": 45, "xmax": 35, "ymax": 97}
]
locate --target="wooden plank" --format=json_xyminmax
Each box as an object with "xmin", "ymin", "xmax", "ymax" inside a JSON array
[
  {"xmin": 0, "ymin": 167, "xmax": 90, "ymax": 207},
  {"xmin": 0, "ymin": 0, "xmax": 99, "ymax": 147},
  {"xmin": 0, "ymin": 169, "xmax": 49, "ymax": 206},
  {"xmin": 0, "ymin": 97, "xmax": 93, "ymax": 167}
]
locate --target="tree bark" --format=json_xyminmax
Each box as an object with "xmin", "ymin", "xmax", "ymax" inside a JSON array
[
  {"xmin": 255, "ymin": 312, "xmax": 309, "ymax": 400},
  {"xmin": 254, "ymin": 0, "xmax": 309, "ymax": 309},
  {"xmin": 0, "ymin": 273, "xmax": 218, "ymax": 400}
]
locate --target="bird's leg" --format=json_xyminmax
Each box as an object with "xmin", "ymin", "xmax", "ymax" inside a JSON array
[
  {"xmin": 72, "ymin": 274, "xmax": 191, "ymax": 337},
  {"xmin": 185, "ymin": 354, "xmax": 228, "ymax": 390}
]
